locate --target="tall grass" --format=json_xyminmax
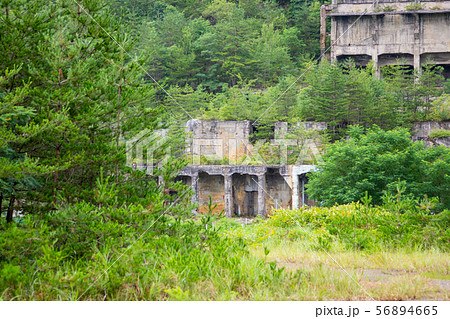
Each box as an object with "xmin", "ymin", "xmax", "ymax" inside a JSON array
[
  {"xmin": 1, "ymin": 201, "xmax": 448, "ymax": 300},
  {"xmin": 218, "ymin": 203, "xmax": 449, "ymax": 300}
]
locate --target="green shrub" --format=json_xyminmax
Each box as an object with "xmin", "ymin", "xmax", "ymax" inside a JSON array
[
  {"xmin": 406, "ymin": 3, "xmax": 424, "ymax": 11},
  {"xmin": 306, "ymin": 126, "xmax": 450, "ymax": 209},
  {"xmin": 265, "ymin": 203, "xmax": 449, "ymax": 251},
  {"xmin": 383, "ymin": 6, "xmax": 396, "ymax": 12},
  {"xmin": 429, "ymin": 129, "xmax": 450, "ymax": 139}
]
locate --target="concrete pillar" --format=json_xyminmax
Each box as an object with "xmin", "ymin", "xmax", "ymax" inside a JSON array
[
  {"xmin": 292, "ymin": 174, "xmax": 299, "ymax": 210},
  {"xmin": 257, "ymin": 173, "xmax": 266, "ymax": 217},
  {"xmin": 191, "ymin": 172, "xmax": 199, "ymax": 213},
  {"xmin": 320, "ymin": 5, "xmax": 327, "ymax": 59},
  {"xmin": 330, "ymin": 17, "xmax": 337, "ymax": 61},
  {"xmin": 224, "ymin": 173, "xmax": 233, "ymax": 218},
  {"xmin": 371, "ymin": 15, "xmax": 380, "ymax": 79},
  {"xmin": 413, "ymin": 13, "xmax": 421, "ymax": 76},
  {"xmin": 414, "ymin": 54, "xmax": 421, "ymax": 74},
  {"xmin": 372, "ymin": 53, "xmax": 380, "ymax": 79},
  {"xmin": 301, "ymin": 176, "xmax": 306, "ymax": 207}
]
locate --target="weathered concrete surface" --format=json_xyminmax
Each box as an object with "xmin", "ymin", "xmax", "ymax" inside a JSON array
[
  {"xmin": 265, "ymin": 168, "xmax": 291, "ymax": 212},
  {"xmin": 411, "ymin": 120, "xmax": 450, "ymax": 147},
  {"xmin": 179, "ymin": 165, "xmax": 269, "ymax": 217},
  {"xmin": 197, "ymin": 173, "xmax": 225, "ymax": 214},
  {"xmin": 178, "ymin": 165, "xmax": 317, "ymax": 217},
  {"xmin": 185, "ymin": 119, "xmax": 253, "ymax": 163},
  {"xmin": 274, "ymin": 122, "xmax": 328, "ymax": 137},
  {"xmin": 291, "ymin": 165, "xmax": 317, "ymax": 209},
  {"xmin": 145, "ymin": 120, "xmax": 329, "ymax": 217},
  {"xmin": 185, "ymin": 120, "xmax": 327, "ymax": 164},
  {"xmin": 322, "ymin": 1, "xmax": 450, "ymax": 77},
  {"xmin": 232, "ymin": 174, "xmax": 259, "ymax": 217}
]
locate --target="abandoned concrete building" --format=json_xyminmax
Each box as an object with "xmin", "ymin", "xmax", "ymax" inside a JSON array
[
  {"xmin": 169, "ymin": 120, "xmax": 327, "ymax": 217},
  {"xmin": 129, "ymin": 119, "xmax": 449, "ymax": 217},
  {"xmin": 320, "ymin": 0, "xmax": 450, "ymax": 78}
]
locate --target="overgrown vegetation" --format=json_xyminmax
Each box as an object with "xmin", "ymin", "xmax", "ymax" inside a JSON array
[
  {"xmin": 406, "ymin": 3, "xmax": 424, "ymax": 11},
  {"xmin": 307, "ymin": 126, "xmax": 450, "ymax": 209},
  {"xmin": 1, "ymin": 0, "xmax": 449, "ymax": 301},
  {"xmin": 219, "ymin": 201, "xmax": 449, "ymax": 300},
  {"xmin": 430, "ymin": 129, "xmax": 450, "ymax": 139},
  {"xmin": 104, "ymin": 1, "xmax": 449, "ymax": 142}
]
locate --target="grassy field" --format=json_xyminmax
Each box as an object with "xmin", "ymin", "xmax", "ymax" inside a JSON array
[
  {"xmin": 251, "ymin": 242, "xmax": 449, "ymax": 300},
  {"xmin": 218, "ymin": 204, "xmax": 450, "ymax": 300},
  {"xmin": 1, "ymin": 202, "xmax": 448, "ymax": 300}
]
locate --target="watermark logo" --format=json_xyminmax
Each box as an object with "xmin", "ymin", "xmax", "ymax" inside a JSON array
[
  {"xmin": 126, "ymin": 132, "xmax": 323, "ymax": 172},
  {"xmin": 126, "ymin": 129, "xmax": 172, "ymax": 175}
]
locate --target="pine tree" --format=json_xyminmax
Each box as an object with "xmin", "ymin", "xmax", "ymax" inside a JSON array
[{"xmin": 1, "ymin": 0, "xmax": 162, "ymax": 217}]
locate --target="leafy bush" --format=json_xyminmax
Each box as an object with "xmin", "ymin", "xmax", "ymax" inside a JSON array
[
  {"xmin": 45, "ymin": 202, "xmax": 140, "ymax": 259},
  {"xmin": 429, "ymin": 129, "xmax": 450, "ymax": 139},
  {"xmin": 306, "ymin": 126, "xmax": 450, "ymax": 209},
  {"xmin": 0, "ymin": 192, "xmax": 307, "ymax": 300},
  {"xmin": 262, "ymin": 203, "xmax": 450, "ymax": 251},
  {"xmin": 406, "ymin": 3, "xmax": 424, "ymax": 11},
  {"xmin": 383, "ymin": 6, "xmax": 396, "ymax": 12}
]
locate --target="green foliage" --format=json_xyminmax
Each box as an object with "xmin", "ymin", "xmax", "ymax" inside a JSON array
[
  {"xmin": 263, "ymin": 203, "xmax": 450, "ymax": 251},
  {"xmin": 1, "ymin": 0, "xmax": 449, "ymax": 301},
  {"xmin": 429, "ymin": 129, "xmax": 450, "ymax": 139},
  {"xmin": 382, "ymin": 6, "xmax": 396, "ymax": 12},
  {"xmin": 122, "ymin": 0, "xmax": 324, "ymax": 92},
  {"xmin": 429, "ymin": 94, "xmax": 450, "ymax": 121},
  {"xmin": 250, "ymin": 23, "xmax": 294, "ymax": 86},
  {"xmin": 0, "ymin": 200, "xmax": 307, "ymax": 300},
  {"xmin": 0, "ymin": 0, "xmax": 178, "ymax": 220},
  {"xmin": 307, "ymin": 126, "xmax": 450, "ymax": 208},
  {"xmin": 406, "ymin": 3, "xmax": 424, "ymax": 11}
]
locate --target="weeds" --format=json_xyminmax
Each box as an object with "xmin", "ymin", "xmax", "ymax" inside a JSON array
[{"xmin": 1, "ymin": 173, "xmax": 448, "ymax": 300}]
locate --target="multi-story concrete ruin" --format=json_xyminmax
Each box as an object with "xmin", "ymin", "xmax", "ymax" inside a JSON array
[
  {"xmin": 130, "ymin": 120, "xmax": 327, "ymax": 217},
  {"xmin": 320, "ymin": 0, "xmax": 450, "ymax": 78},
  {"xmin": 130, "ymin": 118, "xmax": 449, "ymax": 217},
  {"xmin": 176, "ymin": 120, "xmax": 326, "ymax": 217}
]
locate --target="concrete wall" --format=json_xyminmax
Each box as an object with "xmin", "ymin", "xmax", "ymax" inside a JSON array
[
  {"xmin": 231, "ymin": 174, "xmax": 259, "ymax": 217},
  {"xmin": 197, "ymin": 173, "xmax": 225, "ymax": 214},
  {"xmin": 265, "ymin": 168, "xmax": 292, "ymax": 213},
  {"xmin": 291, "ymin": 165, "xmax": 317, "ymax": 209},
  {"xmin": 168, "ymin": 121, "xmax": 327, "ymax": 217},
  {"xmin": 411, "ymin": 120, "xmax": 450, "ymax": 147},
  {"xmin": 185, "ymin": 119, "xmax": 253, "ymax": 163},
  {"xmin": 274, "ymin": 121, "xmax": 328, "ymax": 137},
  {"xmin": 178, "ymin": 165, "xmax": 317, "ymax": 217}
]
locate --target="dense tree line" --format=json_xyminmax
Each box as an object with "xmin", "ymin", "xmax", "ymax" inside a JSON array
[
  {"xmin": 110, "ymin": 0, "xmax": 324, "ymax": 90},
  {"xmin": 0, "ymin": 0, "xmax": 449, "ymax": 302},
  {"xmin": 2, "ymin": 0, "xmax": 449, "ymax": 219},
  {"xmin": 107, "ymin": 0, "xmax": 449, "ymax": 141}
]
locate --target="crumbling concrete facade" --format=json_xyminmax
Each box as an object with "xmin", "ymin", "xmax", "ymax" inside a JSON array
[
  {"xmin": 178, "ymin": 164, "xmax": 316, "ymax": 217},
  {"xmin": 185, "ymin": 119, "xmax": 326, "ymax": 165},
  {"xmin": 185, "ymin": 119, "xmax": 253, "ymax": 164},
  {"xmin": 129, "ymin": 120, "xmax": 326, "ymax": 217},
  {"xmin": 174, "ymin": 120, "xmax": 327, "ymax": 216},
  {"xmin": 411, "ymin": 120, "xmax": 450, "ymax": 146},
  {"xmin": 321, "ymin": 0, "xmax": 450, "ymax": 78}
]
